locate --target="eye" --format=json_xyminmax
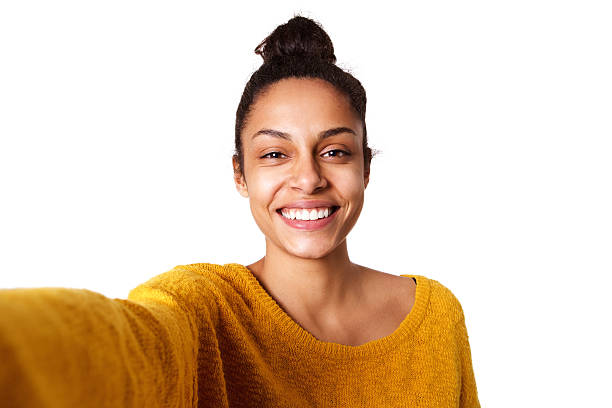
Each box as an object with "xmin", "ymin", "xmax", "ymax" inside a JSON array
[
  {"xmin": 261, "ymin": 151, "xmax": 287, "ymax": 159},
  {"xmin": 322, "ymin": 149, "xmax": 350, "ymax": 158}
]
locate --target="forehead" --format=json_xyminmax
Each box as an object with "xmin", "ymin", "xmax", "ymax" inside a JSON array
[{"xmin": 245, "ymin": 77, "xmax": 361, "ymax": 136}]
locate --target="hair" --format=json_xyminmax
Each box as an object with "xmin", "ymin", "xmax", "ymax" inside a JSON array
[{"xmin": 234, "ymin": 15, "xmax": 371, "ymax": 178}]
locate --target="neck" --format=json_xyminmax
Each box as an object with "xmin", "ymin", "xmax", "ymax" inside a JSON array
[{"xmin": 247, "ymin": 238, "xmax": 366, "ymax": 315}]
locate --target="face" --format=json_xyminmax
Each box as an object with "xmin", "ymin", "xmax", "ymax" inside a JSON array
[{"xmin": 233, "ymin": 77, "xmax": 369, "ymax": 259}]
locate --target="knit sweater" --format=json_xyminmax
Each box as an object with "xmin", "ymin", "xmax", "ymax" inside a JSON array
[{"xmin": 0, "ymin": 263, "xmax": 480, "ymax": 407}]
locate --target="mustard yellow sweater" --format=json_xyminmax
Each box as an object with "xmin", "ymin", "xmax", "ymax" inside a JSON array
[{"xmin": 0, "ymin": 263, "xmax": 480, "ymax": 407}]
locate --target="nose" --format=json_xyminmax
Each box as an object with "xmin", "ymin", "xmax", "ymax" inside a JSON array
[{"xmin": 289, "ymin": 154, "xmax": 327, "ymax": 194}]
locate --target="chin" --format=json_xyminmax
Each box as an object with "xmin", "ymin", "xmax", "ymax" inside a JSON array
[{"xmin": 283, "ymin": 240, "xmax": 338, "ymax": 260}]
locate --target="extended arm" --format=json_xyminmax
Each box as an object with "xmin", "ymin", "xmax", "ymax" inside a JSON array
[{"xmin": 0, "ymin": 285, "xmax": 198, "ymax": 407}]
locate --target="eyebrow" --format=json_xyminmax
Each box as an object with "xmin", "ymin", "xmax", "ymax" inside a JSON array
[{"xmin": 251, "ymin": 127, "xmax": 356, "ymax": 141}]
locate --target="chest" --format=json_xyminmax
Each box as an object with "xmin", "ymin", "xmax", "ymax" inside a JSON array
[{"xmin": 290, "ymin": 277, "xmax": 416, "ymax": 346}]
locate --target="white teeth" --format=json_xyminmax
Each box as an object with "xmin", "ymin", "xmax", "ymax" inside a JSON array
[{"xmin": 280, "ymin": 207, "xmax": 336, "ymax": 221}]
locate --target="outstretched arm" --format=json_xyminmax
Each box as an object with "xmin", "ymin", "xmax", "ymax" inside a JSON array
[{"xmin": 0, "ymin": 285, "xmax": 198, "ymax": 407}]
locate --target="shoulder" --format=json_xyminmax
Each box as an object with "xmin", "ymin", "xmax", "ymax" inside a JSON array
[
  {"xmin": 360, "ymin": 266, "xmax": 417, "ymax": 303},
  {"xmin": 131, "ymin": 262, "xmax": 242, "ymax": 287},
  {"xmin": 397, "ymin": 272, "xmax": 466, "ymax": 326},
  {"xmin": 365, "ymin": 268, "xmax": 466, "ymax": 326},
  {"xmin": 420, "ymin": 276, "xmax": 466, "ymax": 325},
  {"xmin": 127, "ymin": 262, "xmax": 244, "ymax": 312}
]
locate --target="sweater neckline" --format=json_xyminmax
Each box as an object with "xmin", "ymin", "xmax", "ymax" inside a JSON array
[{"xmin": 227, "ymin": 263, "xmax": 431, "ymax": 359}]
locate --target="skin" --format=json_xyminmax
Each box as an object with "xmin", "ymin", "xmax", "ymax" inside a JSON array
[{"xmin": 233, "ymin": 77, "xmax": 415, "ymax": 346}]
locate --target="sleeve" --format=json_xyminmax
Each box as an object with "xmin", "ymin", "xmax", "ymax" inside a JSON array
[
  {"xmin": 0, "ymin": 283, "xmax": 199, "ymax": 407},
  {"xmin": 455, "ymin": 313, "xmax": 481, "ymax": 408}
]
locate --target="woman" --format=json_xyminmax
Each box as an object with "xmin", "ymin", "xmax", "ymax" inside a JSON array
[{"xmin": 0, "ymin": 16, "xmax": 480, "ymax": 407}]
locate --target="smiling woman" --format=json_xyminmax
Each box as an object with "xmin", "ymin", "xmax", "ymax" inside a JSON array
[
  {"xmin": 235, "ymin": 78, "xmax": 367, "ymax": 261},
  {"xmin": 0, "ymin": 15, "xmax": 480, "ymax": 407}
]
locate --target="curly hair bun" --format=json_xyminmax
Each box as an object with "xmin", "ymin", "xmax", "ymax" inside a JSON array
[{"xmin": 254, "ymin": 16, "xmax": 337, "ymax": 64}]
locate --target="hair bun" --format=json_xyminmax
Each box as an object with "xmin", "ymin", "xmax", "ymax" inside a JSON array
[{"xmin": 254, "ymin": 16, "xmax": 336, "ymax": 64}]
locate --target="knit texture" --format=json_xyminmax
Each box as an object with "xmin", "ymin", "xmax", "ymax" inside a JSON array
[{"xmin": 0, "ymin": 263, "xmax": 480, "ymax": 407}]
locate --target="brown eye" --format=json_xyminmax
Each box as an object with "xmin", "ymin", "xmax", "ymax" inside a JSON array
[
  {"xmin": 261, "ymin": 151, "xmax": 286, "ymax": 159},
  {"xmin": 322, "ymin": 149, "xmax": 350, "ymax": 158}
]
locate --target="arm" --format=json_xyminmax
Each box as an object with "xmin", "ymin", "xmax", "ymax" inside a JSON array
[
  {"xmin": 0, "ymin": 284, "xmax": 198, "ymax": 407},
  {"xmin": 455, "ymin": 315, "xmax": 481, "ymax": 408}
]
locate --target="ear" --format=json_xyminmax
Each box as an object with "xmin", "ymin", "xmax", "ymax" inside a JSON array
[
  {"xmin": 363, "ymin": 147, "xmax": 372, "ymax": 189},
  {"xmin": 232, "ymin": 155, "xmax": 249, "ymax": 198}
]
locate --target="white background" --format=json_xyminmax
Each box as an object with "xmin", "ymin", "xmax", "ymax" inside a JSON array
[{"xmin": 1, "ymin": 1, "xmax": 610, "ymax": 406}]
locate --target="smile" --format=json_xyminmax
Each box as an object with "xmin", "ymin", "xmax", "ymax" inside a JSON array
[
  {"xmin": 276, "ymin": 206, "xmax": 340, "ymax": 230},
  {"xmin": 278, "ymin": 206, "xmax": 339, "ymax": 220}
]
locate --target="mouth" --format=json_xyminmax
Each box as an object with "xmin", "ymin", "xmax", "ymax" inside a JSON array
[{"xmin": 276, "ymin": 206, "xmax": 340, "ymax": 221}]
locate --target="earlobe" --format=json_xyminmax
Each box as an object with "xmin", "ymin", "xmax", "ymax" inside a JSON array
[
  {"xmin": 233, "ymin": 173, "xmax": 249, "ymax": 198},
  {"xmin": 236, "ymin": 178, "xmax": 249, "ymax": 198},
  {"xmin": 232, "ymin": 156, "xmax": 249, "ymax": 198}
]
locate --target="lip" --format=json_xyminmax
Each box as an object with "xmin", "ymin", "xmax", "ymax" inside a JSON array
[
  {"xmin": 276, "ymin": 200, "xmax": 338, "ymax": 210},
  {"xmin": 276, "ymin": 206, "xmax": 339, "ymax": 231}
]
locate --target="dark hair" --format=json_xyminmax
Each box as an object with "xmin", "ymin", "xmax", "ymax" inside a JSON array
[{"xmin": 234, "ymin": 15, "xmax": 371, "ymax": 177}]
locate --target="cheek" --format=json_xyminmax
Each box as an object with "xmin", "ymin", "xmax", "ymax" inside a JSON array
[
  {"xmin": 247, "ymin": 168, "xmax": 284, "ymax": 212},
  {"xmin": 337, "ymin": 166, "xmax": 367, "ymax": 198}
]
